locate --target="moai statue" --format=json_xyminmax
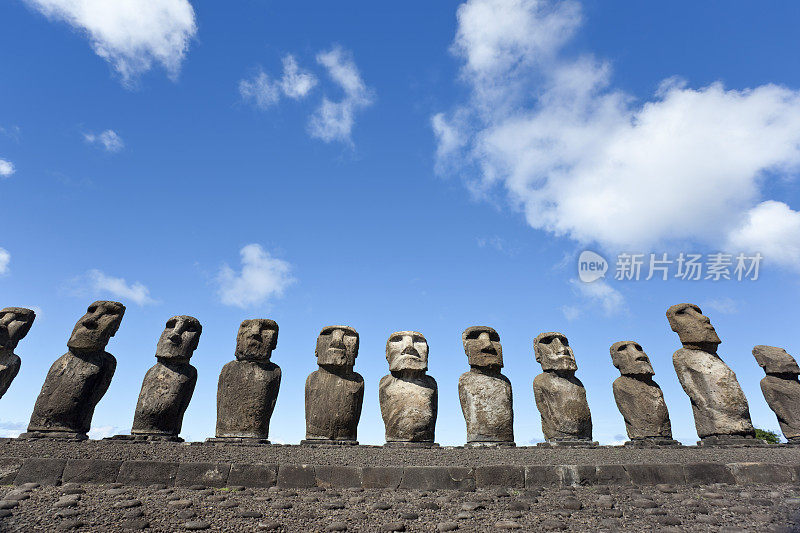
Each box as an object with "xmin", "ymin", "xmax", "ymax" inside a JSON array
[
  {"xmin": 208, "ymin": 319, "xmax": 281, "ymax": 444},
  {"xmin": 667, "ymin": 303, "xmax": 757, "ymax": 445},
  {"xmin": 0, "ymin": 307, "xmax": 36, "ymax": 399},
  {"xmin": 379, "ymin": 331, "xmax": 438, "ymax": 447},
  {"xmin": 128, "ymin": 316, "xmax": 201, "ymax": 441},
  {"xmin": 458, "ymin": 326, "xmax": 514, "ymax": 447},
  {"xmin": 23, "ymin": 301, "xmax": 125, "ymax": 440},
  {"xmin": 533, "ymin": 332, "xmax": 595, "ymax": 446},
  {"xmin": 753, "ymin": 345, "xmax": 800, "ymax": 443},
  {"xmin": 610, "ymin": 341, "xmax": 679, "ymax": 446},
  {"xmin": 303, "ymin": 325, "xmax": 364, "ymax": 445}
]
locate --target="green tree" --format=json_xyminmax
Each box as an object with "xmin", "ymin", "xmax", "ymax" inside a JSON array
[{"xmin": 755, "ymin": 428, "xmax": 780, "ymax": 444}]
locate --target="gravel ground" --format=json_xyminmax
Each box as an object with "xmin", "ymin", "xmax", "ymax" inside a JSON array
[
  {"xmin": 3, "ymin": 440, "xmax": 800, "ymax": 467},
  {"xmin": 1, "ymin": 480, "xmax": 798, "ymax": 532}
]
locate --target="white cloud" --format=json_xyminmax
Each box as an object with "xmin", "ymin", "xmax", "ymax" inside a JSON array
[
  {"xmin": 704, "ymin": 297, "xmax": 739, "ymax": 315},
  {"xmin": 435, "ymin": 0, "xmax": 800, "ymax": 265},
  {"xmin": 569, "ymin": 279, "xmax": 625, "ymax": 316},
  {"xmin": 75, "ymin": 269, "xmax": 156, "ymax": 305},
  {"xmin": 281, "ymin": 55, "xmax": 317, "ymax": 99},
  {"xmin": 88, "ymin": 425, "xmax": 118, "ymax": 439},
  {"xmin": 240, "ymin": 54, "xmax": 317, "ymax": 110},
  {"xmin": 240, "ymin": 70, "xmax": 281, "ymax": 109},
  {"xmin": 23, "ymin": 0, "xmax": 196, "ymax": 84},
  {"xmin": 0, "ymin": 248, "xmax": 10, "ymax": 275},
  {"xmin": 309, "ymin": 46, "xmax": 374, "ymax": 143},
  {"xmin": 0, "ymin": 159, "xmax": 15, "ymax": 178},
  {"xmin": 0, "ymin": 420, "xmax": 27, "ymax": 438},
  {"xmin": 84, "ymin": 129, "xmax": 124, "ymax": 152},
  {"xmin": 216, "ymin": 244, "xmax": 295, "ymax": 308},
  {"xmin": 727, "ymin": 200, "xmax": 800, "ymax": 270}
]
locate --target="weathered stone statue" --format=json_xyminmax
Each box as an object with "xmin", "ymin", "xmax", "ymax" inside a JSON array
[
  {"xmin": 129, "ymin": 316, "xmax": 201, "ymax": 441},
  {"xmin": 753, "ymin": 345, "xmax": 800, "ymax": 443},
  {"xmin": 667, "ymin": 303, "xmax": 757, "ymax": 445},
  {"xmin": 0, "ymin": 307, "xmax": 36, "ymax": 399},
  {"xmin": 458, "ymin": 326, "xmax": 514, "ymax": 446},
  {"xmin": 379, "ymin": 331, "xmax": 438, "ymax": 447},
  {"xmin": 610, "ymin": 341, "xmax": 679, "ymax": 446},
  {"xmin": 23, "ymin": 301, "xmax": 125, "ymax": 440},
  {"xmin": 303, "ymin": 325, "xmax": 364, "ymax": 445},
  {"xmin": 533, "ymin": 332, "xmax": 595, "ymax": 446},
  {"xmin": 209, "ymin": 319, "xmax": 281, "ymax": 444}
]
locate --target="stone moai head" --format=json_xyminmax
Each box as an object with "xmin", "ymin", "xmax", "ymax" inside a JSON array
[
  {"xmin": 315, "ymin": 325, "xmax": 359, "ymax": 367},
  {"xmin": 610, "ymin": 341, "xmax": 654, "ymax": 377},
  {"xmin": 67, "ymin": 301, "xmax": 126, "ymax": 354},
  {"xmin": 386, "ymin": 331, "xmax": 428, "ymax": 373},
  {"xmin": 235, "ymin": 319, "xmax": 278, "ymax": 362},
  {"xmin": 666, "ymin": 303, "xmax": 721, "ymax": 351},
  {"xmin": 534, "ymin": 332, "xmax": 577, "ymax": 372},
  {"xmin": 462, "ymin": 326, "xmax": 503, "ymax": 369},
  {"xmin": 155, "ymin": 315, "xmax": 202, "ymax": 363},
  {"xmin": 753, "ymin": 345, "xmax": 800, "ymax": 376},
  {"xmin": 0, "ymin": 307, "xmax": 36, "ymax": 352}
]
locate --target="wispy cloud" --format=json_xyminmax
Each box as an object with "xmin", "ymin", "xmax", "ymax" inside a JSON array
[
  {"xmin": 0, "ymin": 248, "xmax": 10, "ymax": 275},
  {"xmin": 704, "ymin": 297, "xmax": 739, "ymax": 315},
  {"xmin": 0, "ymin": 159, "xmax": 15, "ymax": 178},
  {"xmin": 216, "ymin": 244, "xmax": 295, "ymax": 308},
  {"xmin": 84, "ymin": 130, "xmax": 124, "ymax": 152},
  {"xmin": 70, "ymin": 269, "xmax": 157, "ymax": 306},
  {"xmin": 309, "ymin": 46, "xmax": 374, "ymax": 144},
  {"xmin": 240, "ymin": 54, "xmax": 317, "ymax": 110},
  {"xmin": 0, "ymin": 420, "xmax": 27, "ymax": 438},
  {"xmin": 23, "ymin": 0, "xmax": 197, "ymax": 85},
  {"xmin": 434, "ymin": 0, "xmax": 800, "ymax": 271},
  {"xmin": 565, "ymin": 278, "xmax": 625, "ymax": 318},
  {"xmin": 88, "ymin": 425, "xmax": 119, "ymax": 439}
]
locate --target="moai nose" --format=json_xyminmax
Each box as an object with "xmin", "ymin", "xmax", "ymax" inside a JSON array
[{"xmin": 330, "ymin": 329, "xmax": 345, "ymax": 348}]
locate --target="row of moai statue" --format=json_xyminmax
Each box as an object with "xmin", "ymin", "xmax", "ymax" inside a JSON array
[{"xmin": 1, "ymin": 302, "xmax": 799, "ymax": 446}]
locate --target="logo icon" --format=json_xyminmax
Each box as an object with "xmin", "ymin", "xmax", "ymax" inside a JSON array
[{"xmin": 578, "ymin": 251, "xmax": 608, "ymax": 283}]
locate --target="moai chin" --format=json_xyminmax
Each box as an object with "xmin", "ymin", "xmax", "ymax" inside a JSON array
[
  {"xmin": 610, "ymin": 341, "xmax": 679, "ymax": 446},
  {"xmin": 753, "ymin": 345, "xmax": 800, "ymax": 443},
  {"xmin": 532, "ymin": 332, "xmax": 595, "ymax": 446},
  {"xmin": 0, "ymin": 307, "xmax": 36, "ymax": 399},
  {"xmin": 667, "ymin": 303, "xmax": 757, "ymax": 445},
  {"xmin": 209, "ymin": 319, "xmax": 281, "ymax": 444},
  {"xmin": 302, "ymin": 325, "xmax": 364, "ymax": 445},
  {"xmin": 128, "ymin": 316, "xmax": 201, "ymax": 441},
  {"xmin": 458, "ymin": 326, "xmax": 514, "ymax": 447},
  {"xmin": 24, "ymin": 301, "xmax": 125, "ymax": 440},
  {"xmin": 379, "ymin": 331, "xmax": 438, "ymax": 447}
]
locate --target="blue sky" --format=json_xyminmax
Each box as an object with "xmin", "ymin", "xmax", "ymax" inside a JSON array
[{"xmin": 1, "ymin": 0, "xmax": 799, "ymax": 445}]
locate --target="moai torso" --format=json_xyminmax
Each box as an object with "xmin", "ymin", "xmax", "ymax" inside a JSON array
[
  {"xmin": 0, "ymin": 353, "xmax": 21, "ymax": 399},
  {"xmin": 673, "ymin": 348, "xmax": 754, "ymax": 438},
  {"xmin": 613, "ymin": 375, "xmax": 672, "ymax": 439},
  {"xmin": 459, "ymin": 370, "xmax": 513, "ymax": 443},
  {"xmin": 379, "ymin": 374, "xmax": 437, "ymax": 442},
  {"xmin": 132, "ymin": 362, "xmax": 197, "ymax": 437},
  {"xmin": 304, "ymin": 325, "xmax": 364, "ymax": 442},
  {"xmin": 760, "ymin": 376, "xmax": 800, "ymax": 440},
  {"xmin": 28, "ymin": 350, "xmax": 116, "ymax": 434},
  {"xmin": 305, "ymin": 368, "xmax": 364, "ymax": 441},
  {"xmin": 754, "ymin": 345, "xmax": 800, "ymax": 441},
  {"xmin": 216, "ymin": 360, "xmax": 281, "ymax": 439},
  {"xmin": 533, "ymin": 371, "xmax": 592, "ymax": 440}
]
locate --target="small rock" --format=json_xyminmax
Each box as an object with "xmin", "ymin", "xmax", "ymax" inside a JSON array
[
  {"xmin": 168, "ymin": 500, "xmax": 193, "ymax": 509},
  {"xmin": 372, "ymin": 502, "xmax": 393, "ymax": 511},
  {"xmin": 61, "ymin": 488, "xmax": 85, "ymax": 495},
  {"xmin": 658, "ymin": 516, "xmax": 682, "ymax": 526},
  {"xmin": 399, "ymin": 512, "xmax": 418, "ymax": 520},
  {"xmin": 494, "ymin": 488, "xmax": 510, "ymax": 498},
  {"xmin": 157, "ymin": 489, "xmax": 174, "ymax": 495},
  {"xmin": 3, "ymin": 492, "xmax": 29, "ymax": 501},
  {"xmin": 656, "ymin": 484, "xmax": 677, "ymax": 493},
  {"xmin": 219, "ymin": 501, "xmax": 239, "ymax": 508},
  {"xmin": 324, "ymin": 502, "xmax": 345, "ymax": 510},
  {"xmin": 114, "ymin": 500, "xmax": 142, "ymax": 509},
  {"xmin": 55, "ymin": 509, "xmax": 81, "ymax": 518},
  {"xmin": 0, "ymin": 501, "xmax": 18, "ymax": 510},
  {"xmin": 270, "ymin": 502, "xmax": 292, "ymax": 510},
  {"xmin": 561, "ymin": 498, "xmax": 582, "ymax": 510},
  {"xmin": 187, "ymin": 485, "xmax": 206, "ymax": 491},
  {"xmin": 229, "ymin": 486, "xmax": 246, "ymax": 492},
  {"xmin": 53, "ymin": 500, "xmax": 79, "ymax": 508},
  {"xmin": 124, "ymin": 509, "xmax": 145, "ymax": 519},
  {"xmin": 540, "ymin": 518, "xmax": 566, "ymax": 531},
  {"xmin": 456, "ymin": 512, "xmax": 471, "ymax": 520},
  {"xmin": 105, "ymin": 488, "xmax": 127, "ymax": 496},
  {"xmin": 437, "ymin": 523, "xmax": 459, "ymax": 532},
  {"xmin": 644, "ymin": 508, "xmax": 667, "ymax": 515},
  {"xmin": 419, "ymin": 502, "xmax": 439, "ymax": 510},
  {"xmin": 494, "ymin": 520, "xmax": 522, "ymax": 529},
  {"xmin": 729, "ymin": 506, "xmax": 751, "ymax": 514},
  {"xmin": 601, "ymin": 509, "xmax": 623, "ymax": 518},
  {"xmin": 237, "ymin": 510, "xmax": 262, "ymax": 518},
  {"xmin": 326, "ymin": 522, "xmax": 347, "ymax": 532},
  {"xmin": 148, "ymin": 483, "xmax": 166, "ymax": 490},
  {"xmin": 460, "ymin": 502, "xmax": 484, "ymax": 511},
  {"xmin": 205, "ymin": 495, "xmax": 226, "ymax": 502},
  {"xmin": 177, "ymin": 510, "xmax": 196, "ymax": 519},
  {"xmin": 631, "ymin": 499, "xmax": 657, "ymax": 509},
  {"xmin": 509, "ymin": 500, "xmax": 530, "ymax": 511},
  {"xmin": 183, "ymin": 521, "xmax": 210, "ymax": 531},
  {"xmin": 751, "ymin": 498, "xmax": 773, "ymax": 506},
  {"xmin": 380, "ymin": 523, "xmax": 405, "ymax": 532}
]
